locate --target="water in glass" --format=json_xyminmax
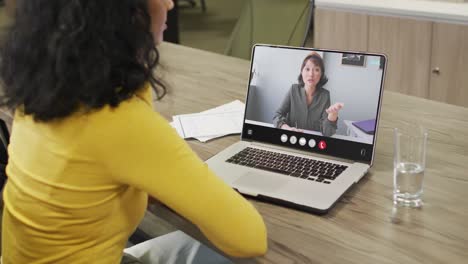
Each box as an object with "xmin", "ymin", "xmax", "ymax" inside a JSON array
[{"xmin": 393, "ymin": 162, "xmax": 424, "ymax": 207}]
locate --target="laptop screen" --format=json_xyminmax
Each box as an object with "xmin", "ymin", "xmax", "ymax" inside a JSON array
[{"xmin": 242, "ymin": 45, "xmax": 386, "ymax": 163}]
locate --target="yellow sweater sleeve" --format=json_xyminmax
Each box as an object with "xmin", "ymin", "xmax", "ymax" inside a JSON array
[{"xmin": 87, "ymin": 91, "xmax": 267, "ymax": 257}]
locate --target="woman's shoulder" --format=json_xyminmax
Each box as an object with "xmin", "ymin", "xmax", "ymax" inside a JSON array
[
  {"xmin": 319, "ymin": 88, "xmax": 330, "ymax": 97},
  {"xmin": 320, "ymin": 87, "xmax": 330, "ymax": 94},
  {"xmin": 290, "ymin": 83, "xmax": 302, "ymax": 93},
  {"xmin": 83, "ymin": 91, "xmax": 159, "ymax": 139},
  {"xmin": 291, "ymin": 83, "xmax": 301, "ymax": 89}
]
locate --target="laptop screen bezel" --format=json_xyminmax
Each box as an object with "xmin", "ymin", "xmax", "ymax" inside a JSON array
[{"xmin": 240, "ymin": 44, "xmax": 387, "ymax": 165}]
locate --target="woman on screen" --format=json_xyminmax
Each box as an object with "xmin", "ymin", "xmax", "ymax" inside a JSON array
[
  {"xmin": 274, "ymin": 52, "xmax": 344, "ymax": 137},
  {"xmin": 0, "ymin": 0, "xmax": 266, "ymax": 263}
]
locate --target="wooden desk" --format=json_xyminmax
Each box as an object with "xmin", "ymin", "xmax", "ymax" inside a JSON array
[{"xmin": 151, "ymin": 42, "xmax": 468, "ymax": 263}]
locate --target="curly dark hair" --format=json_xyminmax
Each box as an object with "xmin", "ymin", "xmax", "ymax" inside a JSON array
[
  {"xmin": 0, "ymin": 0, "xmax": 166, "ymax": 122},
  {"xmin": 297, "ymin": 53, "xmax": 328, "ymax": 88}
]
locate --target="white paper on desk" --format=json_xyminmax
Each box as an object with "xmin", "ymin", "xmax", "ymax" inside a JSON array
[
  {"xmin": 192, "ymin": 100, "xmax": 244, "ymax": 141},
  {"xmin": 201, "ymin": 100, "xmax": 245, "ymax": 114},
  {"xmin": 177, "ymin": 110, "xmax": 243, "ymax": 138},
  {"xmin": 170, "ymin": 100, "xmax": 245, "ymax": 142},
  {"xmin": 170, "ymin": 116, "xmax": 185, "ymax": 138},
  {"xmin": 172, "ymin": 115, "xmax": 215, "ymax": 142}
]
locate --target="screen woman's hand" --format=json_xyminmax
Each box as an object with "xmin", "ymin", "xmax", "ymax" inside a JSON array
[{"xmin": 326, "ymin": 103, "xmax": 344, "ymax": 122}]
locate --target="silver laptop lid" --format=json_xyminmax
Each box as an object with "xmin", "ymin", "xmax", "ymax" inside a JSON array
[{"xmin": 241, "ymin": 44, "xmax": 387, "ymax": 165}]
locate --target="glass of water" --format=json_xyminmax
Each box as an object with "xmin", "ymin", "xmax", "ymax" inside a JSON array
[{"xmin": 393, "ymin": 125, "xmax": 428, "ymax": 207}]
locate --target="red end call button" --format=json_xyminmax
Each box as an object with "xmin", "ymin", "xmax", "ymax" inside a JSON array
[{"xmin": 318, "ymin": 140, "xmax": 327, "ymax": 150}]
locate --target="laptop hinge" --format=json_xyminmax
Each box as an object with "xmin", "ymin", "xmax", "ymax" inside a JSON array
[{"xmin": 249, "ymin": 141, "xmax": 356, "ymax": 164}]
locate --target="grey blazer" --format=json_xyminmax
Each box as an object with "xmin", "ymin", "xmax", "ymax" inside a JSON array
[{"xmin": 274, "ymin": 84, "xmax": 337, "ymax": 136}]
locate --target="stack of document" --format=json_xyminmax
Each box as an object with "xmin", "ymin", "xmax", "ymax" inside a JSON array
[{"xmin": 170, "ymin": 100, "xmax": 245, "ymax": 142}]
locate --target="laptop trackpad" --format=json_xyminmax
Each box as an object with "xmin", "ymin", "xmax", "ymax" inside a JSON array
[{"xmin": 233, "ymin": 172, "xmax": 288, "ymax": 196}]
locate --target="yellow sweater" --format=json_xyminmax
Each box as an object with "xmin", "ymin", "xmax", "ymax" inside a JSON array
[{"xmin": 1, "ymin": 86, "xmax": 267, "ymax": 263}]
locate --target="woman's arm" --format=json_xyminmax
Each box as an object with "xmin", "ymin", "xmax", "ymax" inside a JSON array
[
  {"xmin": 92, "ymin": 98, "xmax": 267, "ymax": 258},
  {"xmin": 320, "ymin": 95, "xmax": 338, "ymax": 137},
  {"xmin": 273, "ymin": 87, "xmax": 292, "ymax": 128}
]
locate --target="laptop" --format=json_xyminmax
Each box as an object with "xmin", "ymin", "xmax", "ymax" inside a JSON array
[{"xmin": 206, "ymin": 44, "xmax": 387, "ymax": 214}]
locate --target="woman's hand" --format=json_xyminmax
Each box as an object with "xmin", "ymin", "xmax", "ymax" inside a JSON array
[{"xmin": 326, "ymin": 103, "xmax": 344, "ymax": 122}]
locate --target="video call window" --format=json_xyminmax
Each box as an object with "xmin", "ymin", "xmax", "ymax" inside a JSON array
[{"xmin": 244, "ymin": 46, "xmax": 384, "ymax": 145}]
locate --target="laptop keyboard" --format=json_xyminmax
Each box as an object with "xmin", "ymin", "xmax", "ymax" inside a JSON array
[{"xmin": 226, "ymin": 147, "xmax": 348, "ymax": 184}]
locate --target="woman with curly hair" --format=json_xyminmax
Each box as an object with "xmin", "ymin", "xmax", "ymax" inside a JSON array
[{"xmin": 0, "ymin": 0, "xmax": 267, "ymax": 263}]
